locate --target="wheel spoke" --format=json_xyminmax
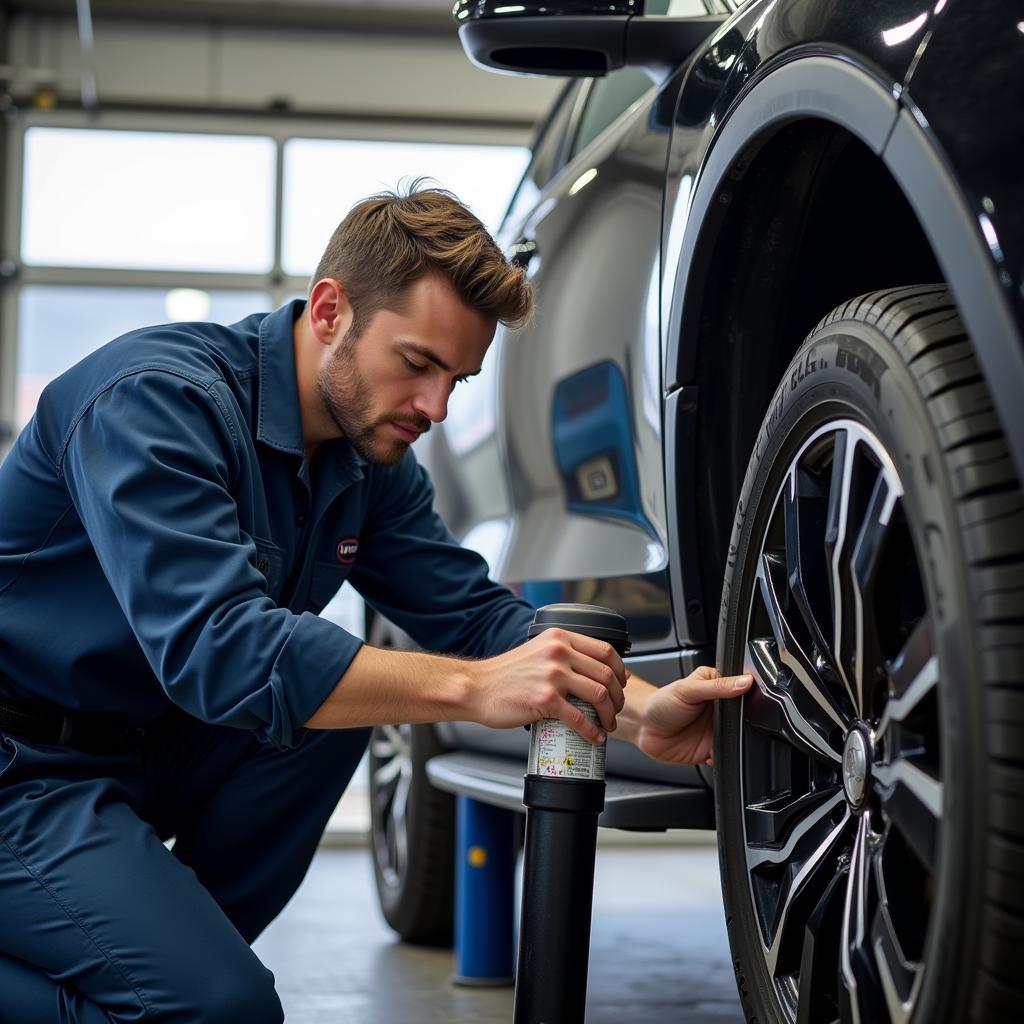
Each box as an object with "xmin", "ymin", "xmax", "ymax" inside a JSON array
[
  {"xmin": 876, "ymin": 658, "xmax": 938, "ymax": 741},
  {"xmin": 758, "ymin": 797, "xmax": 851, "ymax": 976},
  {"xmin": 877, "ymin": 616, "xmax": 937, "ymax": 738},
  {"xmin": 871, "ymin": 885, "xmax": 924, "ymax": 1024},
  {"xmin": 849, "ymin": 470, "xmax": 900, "ymax": 716},
  {"xmin": 748, "ymin": 790, "xmax": 846, "ymax": 871},
  {"xmin": 390, "ymin": 766, "xmax": 412, "ymax": 881},
  {"xmin": 796, "ymin": 867, "xmax": 849, "ymax": 1024},
  {"xmin": 825, "ymin": 429, "xmax": 862, "ymax": 713},
  {"xmin": 783, "ymin": 464, "xmax": 846, "ymax": 700},
  {"xmin": 373, "ymin": 753, "xmax": 406, "ymax": 787},
  {"xmin": 746, "ymin": 785, "xmax": 844, "ymax": 846},
  {"xmin": 873, "ymin": 758, "xmax": 942, "ymax": 871},
  {"xmin": 371, "ymin": 738, "xmax": 395, "ymax": 759},
  {"xmin": 839, "ymin": 816, "xmax": 882, "ymax": 1024},
  {"xmin": 758, "ymin": 550, "xmax": 848, "ymax": 733},
  {"xmin": 745, "ymin": 643, "xmax": 843, "ymax": 764}
]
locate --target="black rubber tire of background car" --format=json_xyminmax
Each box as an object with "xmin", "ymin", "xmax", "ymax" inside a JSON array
[
  {"xmin": 714, "ymin": 285, "xmax": 1024, "ymax": 1024},
  {"xmin": 368, "ymin": 721, "xmax": 455, "ymax": 946}
]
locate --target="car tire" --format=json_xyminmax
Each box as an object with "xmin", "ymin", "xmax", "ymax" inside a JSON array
[
  {"xmin": 714, "ymin": 285, "xmax": 1024, "ymax": 1023},
  {"xmin": 369, "ymin": 721, "xmax": 455, "ymax": 946}
]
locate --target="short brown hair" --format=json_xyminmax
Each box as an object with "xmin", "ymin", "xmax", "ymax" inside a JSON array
[{"xmin": 312, "ymin": 180, "xmax": 533, "ymax": 336}]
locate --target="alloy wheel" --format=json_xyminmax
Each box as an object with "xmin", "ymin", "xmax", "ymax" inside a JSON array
[
  {"xmin": 370, "ymin": 723, "xmax": 414, "ymax": 889},
  {"xmin": 740, "ymin": 418, "xmax": 942, "ymax": 1024}
]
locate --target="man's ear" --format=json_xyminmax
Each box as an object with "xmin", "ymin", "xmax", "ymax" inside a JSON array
[{"xmin": 307, "ymin": 278, "xmax": 353, "ymax": 347}]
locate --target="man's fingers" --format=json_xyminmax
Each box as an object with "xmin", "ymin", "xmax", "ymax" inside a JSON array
[
  {"xmin": 561, "ymin": 631, "xmax": 627, "ymax": 689},
  {"xmin": 565, "ymin": 675, "xmax": 617, "ymax": 731},
  {"xmin": 556, "ymin": 697, "xmax": 606, "ymax": 745},
  {"xmin": 678, "ymin": 670, "xmax": 754, "ymax": 704},
  {"xmin": 569, "ymin": 651, "xmax": 625, "ymax": 713}
]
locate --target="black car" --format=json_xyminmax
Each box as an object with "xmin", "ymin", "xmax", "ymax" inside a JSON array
[{"xmin": 367, "ymin": 2, "xmax": 1024, "ymax": 1022}]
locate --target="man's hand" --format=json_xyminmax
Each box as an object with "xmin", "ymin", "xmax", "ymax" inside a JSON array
[
  {"xmin": 466, "ymin": 628, "xmax": 627, "ymax": 745},
  {"xmin": 633, "ymin": 666, "xmax": 752, "ymax": 766}
]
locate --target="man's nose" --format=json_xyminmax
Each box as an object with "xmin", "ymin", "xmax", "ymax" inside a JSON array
[{"xmin": 412, "ymin": 382, "xmax": 449, "ymax": 424}]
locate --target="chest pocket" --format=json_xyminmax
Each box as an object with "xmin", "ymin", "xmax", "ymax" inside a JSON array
[
  {"xmin": 253, "ymin": 537, "xmax": 286, "ymax": 599},
  {"xmin": 309, "ymin": 561, "xmax": 351, "ymax": 613}
]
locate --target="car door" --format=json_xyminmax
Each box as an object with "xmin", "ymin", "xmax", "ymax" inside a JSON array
[{"xmin": 494, "ymin": 63, "xmax": 682, "ymax": 652}]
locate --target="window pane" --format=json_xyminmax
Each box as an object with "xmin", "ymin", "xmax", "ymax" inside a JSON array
[
  {"xmin": 282, "ymin": 139, "xmax": 530, "ymax": 277},
  {"xmin": 645, "ymin": 0, "xmax": 709, "ymax": 13},
  {"xmin": 16, "ymin": 286, "xmax": 271, "ymax": 428},
  {"xmin": 21, "ymin": 128, "xmax": 276, "ymax": 272},
  {"xmin": 570, "ymin": 68, "xmax": 653, "ymax": 161}
]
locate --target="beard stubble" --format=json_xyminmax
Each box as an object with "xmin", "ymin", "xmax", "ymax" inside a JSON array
[{"xmin": 315, "ymin": 334, "xmax": 430, "ymax": 466}]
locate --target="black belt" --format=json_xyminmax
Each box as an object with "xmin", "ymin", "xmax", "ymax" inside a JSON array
[{"xmin": 0, "ymin": 698, "xmax": 148, "ymax": 755}]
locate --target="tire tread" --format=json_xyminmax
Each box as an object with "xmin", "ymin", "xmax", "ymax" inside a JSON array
[{"xmin": 863, "ymin": 287, "xmax": 1024, "ymax": 1022}]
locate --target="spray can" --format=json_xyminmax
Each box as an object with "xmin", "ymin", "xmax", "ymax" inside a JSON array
[{"xmin": 514, "ymin": 603, "xmax": 631, "ymax": 1024}]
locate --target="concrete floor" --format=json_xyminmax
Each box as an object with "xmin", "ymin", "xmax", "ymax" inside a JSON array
[{"xmin": 253, "ymin": 839, "xmax": 744, "ymax": 1024}]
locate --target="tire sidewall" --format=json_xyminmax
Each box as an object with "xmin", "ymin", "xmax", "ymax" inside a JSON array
[{"xmin": 714, "ymin": 316, "xmax": 983, "ymax": 1022}]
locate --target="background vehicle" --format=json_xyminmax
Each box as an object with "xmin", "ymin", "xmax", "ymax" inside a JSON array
[{"xmin": 369, "ymin": 1, "xmax": 1024, "ymax": 1021}]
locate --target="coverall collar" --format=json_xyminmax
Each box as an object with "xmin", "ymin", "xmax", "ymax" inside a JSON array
[
  {"xmin": 256, "ymin": 299, "xmax": 308, "ymax": 457},
  {"xmin": 256, "ymin": 299, "xmax": 368, "ymax": 480}
]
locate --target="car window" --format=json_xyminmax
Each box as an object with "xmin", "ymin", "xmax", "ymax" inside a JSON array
[
  {"xmin": 500, "ymin": 81, "xmax": 581, "ymax": 235},
  {"xmin": 568, "ymin": 67, "xmax": 654, "ymax": 162},
  {"xmin": 645, "ymin": 0, "xmax": 711, "ymax": 13}
]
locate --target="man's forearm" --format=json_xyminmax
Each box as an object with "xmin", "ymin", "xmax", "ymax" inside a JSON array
[
  {"xmin": 305, "ymin": 645, "xmax": 475, "ymax": 730},
  {"xmin": 303, "ymin": 629, "xmax": 629, "ymax": 746},
  {"xmin": 307, "ymin": 647, "xmax": 659, "ymax": 742}
]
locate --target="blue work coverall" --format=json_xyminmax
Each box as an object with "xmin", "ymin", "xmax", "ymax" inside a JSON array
[{"xmin": 0, "ymin": 299, "xmax": 534, "ymax": 1022}]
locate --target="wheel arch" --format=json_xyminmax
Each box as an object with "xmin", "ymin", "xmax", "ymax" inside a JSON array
[{"xmin": 664, "ymin": 53, "xmax": 1022, "ymax": 648}]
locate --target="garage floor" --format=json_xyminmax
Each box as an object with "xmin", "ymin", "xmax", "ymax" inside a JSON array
[{"xmin": 253, "ymin": 838, "xmax": 744, "ymax": 1023}]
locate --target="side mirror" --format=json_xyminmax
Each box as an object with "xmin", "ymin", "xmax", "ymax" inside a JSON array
[{"xmin": 453, "ymin": 0, "xmax": 725, "ymax": 79}]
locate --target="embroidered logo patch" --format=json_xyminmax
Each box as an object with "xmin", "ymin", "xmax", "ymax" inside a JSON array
[{"xmin": 336, "ymin": 537, "xmax": 359, "ymax": 564}]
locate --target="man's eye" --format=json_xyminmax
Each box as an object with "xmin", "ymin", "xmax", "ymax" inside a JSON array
[{"xmin": 402, "ymin": 356, "xmax": 426, "ymax": 372}]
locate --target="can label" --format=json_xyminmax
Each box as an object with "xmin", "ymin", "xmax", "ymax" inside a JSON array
[{"xmin": 526, "ymin": 697, "xmax": 606, "ymax": 780}]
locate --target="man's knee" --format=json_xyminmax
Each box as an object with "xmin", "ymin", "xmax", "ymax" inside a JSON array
[{"xmin": 182, "ymin": 960, "xmax": 283, "ymax": 1024}]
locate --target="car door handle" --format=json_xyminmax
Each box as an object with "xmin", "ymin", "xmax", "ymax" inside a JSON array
[{"xmin": 509, "ymin": 238, "xmax": 538, "ymax": 270}]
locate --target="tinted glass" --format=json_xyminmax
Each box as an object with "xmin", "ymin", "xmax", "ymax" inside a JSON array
[
  {"xmin": 569, "ymin": 67, "xmax": 654, "ymax": 161},
  {"xmin": 645, "ymin": 0, "xmax": 711, "ymax": 12},
  {"xmin": 501, "ymin": 82, "xmax": 581, "ymax": 234}
]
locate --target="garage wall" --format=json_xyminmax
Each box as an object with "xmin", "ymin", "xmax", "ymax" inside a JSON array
[{"xmin": 8, "ymin": 10, "xmax": 561, "ymax": 125}]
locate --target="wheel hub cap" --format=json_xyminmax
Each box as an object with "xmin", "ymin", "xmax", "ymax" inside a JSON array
[{"xmin": 842, "ymin": 727, "xmax": 871, "ymax": 809}]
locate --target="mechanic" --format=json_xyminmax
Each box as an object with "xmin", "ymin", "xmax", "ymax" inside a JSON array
[{"xmin": 0, "ymin": 185, "xmax": 752, "ymax": 1023}]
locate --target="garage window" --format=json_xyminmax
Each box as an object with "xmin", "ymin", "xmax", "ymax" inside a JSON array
[
  {"xmin": 281, "ymin": 138, "xmax": 529, "ymax": 276},
  {"xmin": 15, "ymin": 286, "xmax": 269, "ymax": 430},
  {"xmin": 21, "ymin": 128, "xmax": 277, "ymax": 273}
]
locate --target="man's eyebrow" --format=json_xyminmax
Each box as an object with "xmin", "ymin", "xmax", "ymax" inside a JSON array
[{"xmin": 399, "ymin": 341, "xmax": 482, "ymax": 377}]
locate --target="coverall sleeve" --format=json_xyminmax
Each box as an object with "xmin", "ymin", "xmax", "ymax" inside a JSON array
[
  {"xmin": 349, "ymin": 450, "xmax": 535, "ymax": 657},
  {"xmin": 59, "ymin": 369, "xmax": 358, "ymax": 747}
]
